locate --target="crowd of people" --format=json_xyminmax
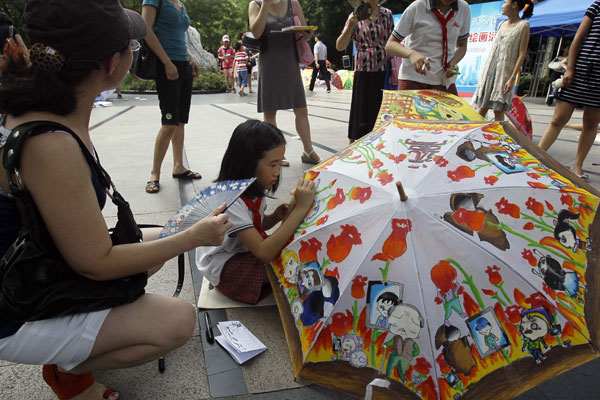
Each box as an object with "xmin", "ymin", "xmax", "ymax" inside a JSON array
[{"xmin": 1, "ymin": 0, "xmax": 599, "ymax": 398}]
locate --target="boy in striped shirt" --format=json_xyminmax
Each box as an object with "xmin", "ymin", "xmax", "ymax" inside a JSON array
[{"xmin": 234, "ymin": 41, "xmax": 249, "ymax": 97}]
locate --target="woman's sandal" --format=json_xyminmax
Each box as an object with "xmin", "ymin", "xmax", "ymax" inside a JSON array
[
  {"xmin": 281, "ymin": 159, "xmax": 290, "ymax": 167},
  {"xmin": 43, "ymin": 364, "xmax": 119, "ymax": 400},
  {"xmin": 301, "ymin": 150, "xmax": 321, "ymax": 165},
  {"xmin": 145, "ymin": 180, "xmax": 160, "ymax": 193}
]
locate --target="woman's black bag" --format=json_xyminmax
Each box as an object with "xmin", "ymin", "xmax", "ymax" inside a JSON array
[
  {"xmin": 0, "ymin": 121, "xmax": 148, "ymax": 322},
  {"xmin": 130, "ymin": 0, "xmax": 162, "ymax": 80}
]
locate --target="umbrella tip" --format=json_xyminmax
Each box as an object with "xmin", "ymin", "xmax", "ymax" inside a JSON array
[{"xmin": 396, "ymin": 181, "xmax": 408, "ymax": 202}]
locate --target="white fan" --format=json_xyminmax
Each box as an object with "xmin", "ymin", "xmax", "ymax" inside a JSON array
[{"xmin": 159, "ymin": 178, "xmax": 256, "ymax": 238}]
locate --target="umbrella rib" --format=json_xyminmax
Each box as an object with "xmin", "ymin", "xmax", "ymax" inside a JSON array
[
  {"xmin": 412, "ymin": 180, "xmax": 562, "ymax": 200},
  {"xmin": 414, "ymin": 204, "xmax": 594, "ymax": 343}
]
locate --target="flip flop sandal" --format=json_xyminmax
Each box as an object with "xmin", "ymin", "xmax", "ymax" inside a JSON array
[
  {"xmin": 301, "ymin": 150, "xmax": 321, "ymax": 165},
  {"xmin": 146, "ymin": 180, "xmax": 160, "ymax": 193},
  {"xmin": 280, "ymin": 159, "xmax": 290, "ymax": 167},
  {"xmin": 172, "ymin": 170, "xmax": 202, "ymax": 179}
]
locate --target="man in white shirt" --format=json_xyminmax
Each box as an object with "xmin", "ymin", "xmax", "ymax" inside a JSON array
[
  {"xmin": 385, "ymin": 0, "xmax": 470, "ymax": 95},
  {"xmin": 308, "ymin": 34, "xmax": 331, "ymax": 93}
]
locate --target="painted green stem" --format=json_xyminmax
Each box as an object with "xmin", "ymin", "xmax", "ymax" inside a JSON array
[
  {"xmin": 379, "ymin": 260, "xmax": 391, "ymax": 281},
  {"xmin": 495, "ymin": 281, "xmax": 512, "ymax": 305},
  {"xmin": 448, "ymin": 258, "xmax": 485, "ymax": 309}
]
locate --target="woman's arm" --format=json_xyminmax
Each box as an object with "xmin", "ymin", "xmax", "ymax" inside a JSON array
[
  {"xmin": 504, "ymin": 23, "xmax": 530, "ymax": 94},
  {"xmin": 141, "ymin": 4, "xmax": 179, "ymax": 80},
  {"xmin": 294, "ymin": 0, "xmax": 313, "ymax": 40},
  {"xmin": 336, "ymin": 14, "xmax": 358, "ymax": 51},
  {"xmin": 445, "ymin": 38, "xmax": 468, "ymax": 78},
  {"xmin": 236, "ymin": 179, "xmax": 315, "ymax": 264},
  {"xmin": 19, "ymin": 133, "xmax": 231, "ymax": 281},
  {"xmin": 563, "ymin": 15, "xmax": 593, "ymax": 88},
  {"xmin": 249, "ymin": 0, "xmax": 273, "ymax": 39}
]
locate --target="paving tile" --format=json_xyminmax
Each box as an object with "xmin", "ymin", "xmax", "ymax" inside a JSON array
[{"xmin": 208, "ymin": 368, "xmax": 248, "ymax": 397}]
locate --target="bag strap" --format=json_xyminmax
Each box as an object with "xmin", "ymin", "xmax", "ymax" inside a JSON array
[
  {"xmin": 291, "ymin": 0, "xmax": 298, "ymax": 17},
  {"xmin": 2, "ymin": 121, "xmax": 119, "ymax": 203},
  {"xmin": 154, "ymin": 0, "xmax": 163, "ymax": 30}
]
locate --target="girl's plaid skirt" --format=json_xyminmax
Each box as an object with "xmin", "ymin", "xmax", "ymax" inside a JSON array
[{"xmin": 217, "ymin": 252, "xmax": 268, "ymax": 304}]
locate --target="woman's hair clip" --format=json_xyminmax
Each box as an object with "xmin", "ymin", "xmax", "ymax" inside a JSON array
[{"xmin": 30, "ymin": 43, "xmax": 65, "ymax": 72}]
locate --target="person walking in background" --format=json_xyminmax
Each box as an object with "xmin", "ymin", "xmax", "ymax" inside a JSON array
[
  {"xmin": 218, "ymin": 35, "xmax": 236, "ymax": 93},
  {"xmin": 308, "ymin": 34, "xmax": 331, "ymax": 93},
  {"xmin": 142, "ymin": 0, "xmax": 201, "ymax": 194},
  {"xmin": 538, "ymin": 0, "xmax": 600, "ymax": 180},
  {"xmin": 473, "ymin": 0, "xmax": 533, "ymax": 121},
  {"xmin": 385, "ymin": 0, "xmax": 471, "ymax": 96},
  {"xmin": 337, "ymin": 0, "xmax": 394, "ymax": 143},
  {"xmin": 234, "ymin": 41, "xmax": 249, "ymax": 96},
  {"xmin": 248, "ymin": 0, "xmax": 321, "ymax": 165}
]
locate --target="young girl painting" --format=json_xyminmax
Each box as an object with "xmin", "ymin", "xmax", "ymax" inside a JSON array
[{"xmin": 196, "ymin": 120, "xmax": 316, "ymax": 304}]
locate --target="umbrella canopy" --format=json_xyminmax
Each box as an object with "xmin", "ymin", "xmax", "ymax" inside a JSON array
[
  {"xmin": 374, "ymin": 90, "xmax": 484, "ymax": 130},
  {"xmin": 333, "ymin": 69, "xmax": 354, "ymax": 89},
  {"xmin": 268, "ymin": 119, "xmax": 600, "ymax": 400}
]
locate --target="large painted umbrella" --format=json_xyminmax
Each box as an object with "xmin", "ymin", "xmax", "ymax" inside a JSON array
[
  {"xmin": 374, "ymin": 90, "xmax": 485, "ymax": 130},
  {"xmin": 332, "ymin": 69, "xmax": 354, "ymax": 89},
  {"xmin": 268, "ymin": 119, "xmax": 600, "ymax": 399}
]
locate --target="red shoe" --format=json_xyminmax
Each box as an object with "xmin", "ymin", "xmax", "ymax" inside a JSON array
[{"xmin": 43, "ymin": 364, "xmax": 118, "ymax": 399}]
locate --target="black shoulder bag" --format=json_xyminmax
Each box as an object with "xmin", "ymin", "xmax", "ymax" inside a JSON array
[
  {"xmin": 130, "ymin": 0, "xmax": 163, "ymax": 80},
  {"xmin": 0, "ymin": 121, "xmax": 147, "ymax": 322},
  {"xmin": 243, "ymin": 0, "xmax": 268, "ymax": 53}
]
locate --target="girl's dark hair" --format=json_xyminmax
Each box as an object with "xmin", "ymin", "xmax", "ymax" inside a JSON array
[
  {"xmin": 216, "ymin": 119, "xmax": 286, "ymax": 198},
  {"xmin": 553, "ymin": 209, "xmax": 579, "ymax": 241},
  {"xmin": 514, "ymin": 0, "xmax": 534, "ymax": 19},
  {"xmin": 234, "ymin": 40, "xmax": 243, "ymax": 52},
  {"xmin": 0, "ymin": 12, "xmax": 15, "ymax": 26},
  {"xmin": 0, "ymin": 45, "xmax": 127, "ymax": 117}
]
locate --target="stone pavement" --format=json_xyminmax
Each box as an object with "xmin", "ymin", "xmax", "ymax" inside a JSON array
[{"xmin": 1, "ymin": 87, "xmax": 599, "ymax": 400}]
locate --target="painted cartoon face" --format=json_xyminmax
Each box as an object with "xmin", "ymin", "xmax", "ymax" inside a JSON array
[
  {"xmin": 538, "ymin": 257, "xmax": 549, "ymax": 274},
  {"xmin": 388, "ymin": 304, "xmax": 422, "ymax": 339},
  {"xmin": 557, "ymin": 231, "xmax": 577, "ymax": 251},
  {"xmin": 301, "ymin": 270, "xmax": 316, "ymax": 289},
  {"xmin": 376, "ymin": 300, "xmax": 394, "ymax": 318},
  {"xmin": 479, "ymin": 324, "xmax": 492, "ymax": 336},
  {"xmin": 341, "ymin": 337, "xmax": 356, "ymax": 354},
  {"xmin": 520, "ymin": 314, "xmax": 549, "ymax": 341},
  {"xmin": 284, "ymin": 256, "xmax": 298, "ymax": 281},
  {"xmin": 437, "ymin": 104, "xmax": 463, "ymax": 120}
]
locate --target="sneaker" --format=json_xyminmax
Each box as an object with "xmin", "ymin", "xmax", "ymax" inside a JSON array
[
  {"xmin": 117, "ymin": 93, "xmax": 123, "ymax": 99},
  {"xmin": 326, "ymin": 89, "xmax": 331, "ymax": 93}
]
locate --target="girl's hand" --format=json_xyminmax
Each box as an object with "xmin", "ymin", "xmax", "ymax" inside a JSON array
[
  {"xmin": 187, "ymin": 203, "xmax": 232, "ymax": 248},
  {"xmin": 347, "ymin": 13, "xmax": 359, "ymax": 29},
  {"xmin": 409, "ymin": 52, "xmax": 430, "ymax": 75},
  {"xmin": 293, "ymin": 179, "xmax": 316, "ymax": 212},
  {"xmin": 562, "ymin": 69, "xmax": 574, "ymax": 88},
  {"xmin": 165, "ymin": 61, "xmax": 179, "ymax": 80},
  {"xmin": 273, "ymin": 203, "xmax": 291, "ymax": 222},
  {"xmin": 503, "ymin": 78, "xmax": 514, "ymax": 95}
]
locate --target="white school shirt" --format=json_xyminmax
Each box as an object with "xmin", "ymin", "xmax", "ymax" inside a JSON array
[
  {"xmin": 195, "ymin": 197, "xmax": 266, "ymax": 286},
  {"xmin": 392, "ymin": 0, "xmax": 470, "ymax": 86}
]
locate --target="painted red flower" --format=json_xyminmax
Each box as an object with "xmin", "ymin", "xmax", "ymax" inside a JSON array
[
  {"xmin": 453, "ymin": 208, "xmax": 485, "ymax": 231},
  {"xmin": 327, "ymin": 188, "xmax": 345, "ymax": 210},
  {"xmin": 495, "ymin": 197, "xmax": 520, "ymax": 218},
  {"xmin": 505, "ymin": 305, "xmax": 522, "ymax": 324},
  {"xmin": 482, "ymin": 288, "xmax": 496, "ymax": 296},
  {"xmin": 351, "ymin": 275, "xmax": 368, "ymax": 299},
  {"xmin": 447, "ymin": 165, "xmax": 475, "ymax": 182},
  {"xmin": 525, "ymin": 197, "xmax": 544, "ymax": 216},
  {"xmin": 484, "ymin": 175, "xmax": 499, "ymax": 186},
  {"xmin": 330, "ymin": 311, "xmax": 354, "ymax": 337},
  {"xmin": 305, "ymin": 170, "xmax": 320, "ymax": 181},
  {"xmin": 377, "ymin": 171, "xmax": 394, "ymax": 185},
  {"xmin": 316, "ymin": 215, "xmax": 329, "ymax": 226},
  {"xmin": 527, "ymin": 172, "xmax": 540, "ymax": 180},
  {"xmin": 298, "ymin": 237, "xmax": 322, "ymax": 263},
  {"xmin": 545, "ymin": 201, "xmax": 554, "ymax": 211},
  {"xmin": 486, "ymin": 265, "xmax": 502, "ymax": 285},
  {"xmin": 350, "ymin": 186, "xmax": 372, "ymax": 203},
  {"xmin": 483, "ymin": 133, "xmax": 496, "ymax": 141},
  {"xmin": 413, "ymin": 357, "xmax": 432, "ymax": 375},
  {"xmin": 388, "ymin": 153, "xmax": 407, "ymax": 164},
  {"xmin": 371, "ymin": 158, "xmax": 383, "ymax": 169},
  {"xmin": 561, "ymin": 194, "xmax": 574, "ymax": 206},
  {"xmin": 326, "ymin": 224, "xmax": 362, "ymax": 263},
  {"xmin": 528, "ymin": 181, "xmax": 548, "ymax": 189},
  {"xmin": 522, "ymin": 249, "xmax": 537, "ymax": 266},
  {"xmin": 523, "ymin": 222, "xmax": 534, "ymax": 230},
  {"xmin": 368, "ymin": 170, "xmax": 373, "ymax": 179},
  {"xmin": 375, "ymin": 142, "xmax": 385, "ymax": 151},
  {"xmin": 372, "ymin": 219, "xmax": 412, "ymax": 261},
  {"xmin": 434, "ymin": 156, "xmax": 448, "ymax": 167},
  {"xmin": 525, "ymin": 292, "xmax": 555, "ymax": 313}
]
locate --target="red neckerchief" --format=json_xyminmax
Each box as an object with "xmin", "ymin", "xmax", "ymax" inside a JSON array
[
  {"xmin": 241, "ymin": 195, "xmax": 268, "ymax": 239},
  {"xmin": 431, "ymin": 6, "xmax": 456, "ymax": 70}
]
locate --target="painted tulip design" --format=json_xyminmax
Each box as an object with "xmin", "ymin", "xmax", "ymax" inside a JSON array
[{"xmin": 326, "ymin": 225, "xmax": 362, "ymax": 263}]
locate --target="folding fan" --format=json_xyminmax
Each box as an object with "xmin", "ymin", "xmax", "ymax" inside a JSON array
[{"xmin": 159, "ymin": 178, "xmax": 256, "ymax": 238}]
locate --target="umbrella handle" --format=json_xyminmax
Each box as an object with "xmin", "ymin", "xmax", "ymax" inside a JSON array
[{"xmin": 396, "ymin": 181, "xmax": 408, "ymax": 202}]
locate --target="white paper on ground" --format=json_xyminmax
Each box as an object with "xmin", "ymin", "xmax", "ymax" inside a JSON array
[
  {"xmin": 215, "ymin": 335, "xmax": 267, "ymax": 364},
  {"xmin": 217, "ymin": 320, "xmax": 266, "ymax": 352}
]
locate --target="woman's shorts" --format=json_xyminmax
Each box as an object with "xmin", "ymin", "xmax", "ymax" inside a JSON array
[
  {"xmin": 156, "ymin": 60, "xmax": 193, "ymax": 126},
  {"xmin": 0, "ymin": 308, "xmax": 110, "ymax": 371}
]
